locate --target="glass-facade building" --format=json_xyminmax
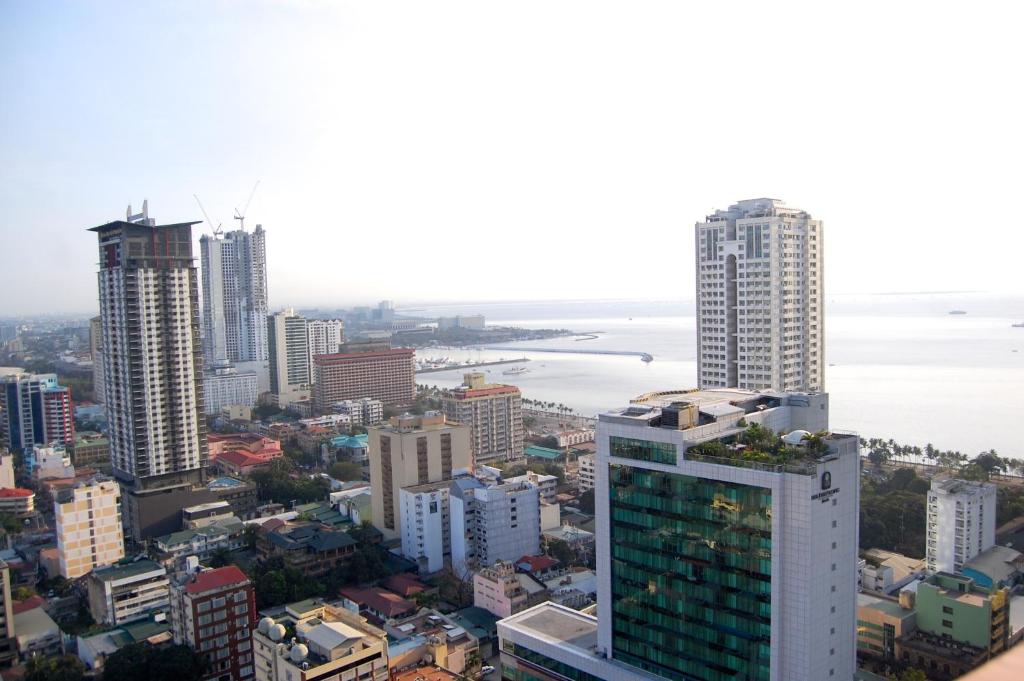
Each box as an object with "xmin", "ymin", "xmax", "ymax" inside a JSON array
[{"xmin": 609, "ymin": 464, "xmax": 772, "ymax": 680}]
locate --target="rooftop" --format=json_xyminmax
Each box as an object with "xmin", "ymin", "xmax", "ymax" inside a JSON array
[
  {"xmin": 931, "ymin": 477, "xmax": 996, "ymax": 497},
  {"xmin": 339, "ymin": 586, "xmax": 416, "ymax": 618},
  {"xmin": 393, "ymin": 666, "xmax": 462, "ymax": 681},
  {"xmin": 963, "ymin": 545, "xmax": 1023, "ymax": 584},
  {"xmin": 499, "ymin": 602, "xmax": 597, "ymax": 653},
  {"xmin": 0, "ymin": 487, "xmax": 34, "ymax": 498},
  {"xmin": 184, "ymin": 565, "xmax": 249, "ymax": 594},
  {"xmin": 857, "ymin": 592, "xmax": 912, "ymax": 619},
  {"xmin": 525, "ymin": 445, "xmax": 563, "ymax": 460},
  {"xmin": 90, "ymin": 558, "xmax": 165, "ymax": 582}
]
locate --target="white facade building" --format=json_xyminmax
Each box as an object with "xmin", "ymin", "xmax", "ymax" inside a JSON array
[
  {"xmin": 91, "ymin": 205, "xmax": 209, "ymax": 541},
  {"xmin": 926, "ymin": 477, "xmax": 996, "ymax": 574},
  {"xmin": 450, "ymin": 477, "xmax": 540, "ymax": 576},
  {"xmin": 267, "ymin": 309, "xmax": 311, "ymax": 407},
  {"xmin": 307, "ymin": 319, "xmax": 345, "ymax": 358},
  {"xmin": 332, "ymin": 398, "xmax": 384, "ymax": 426},
  {"xmin": 399, "ymin": 481, "xmax": 450, "ymax": 574},
  {"xmin": 577, "ymin": 453, "xmax": 595, "ymax": 492},
  {"xmin": 87, "ymin": 559, "xmax": 169, "ymax": 626},
  {"xmin": 203, "ymin": 362, "xmax": 259, "ymax": 415},
  {"xmin": 696, "ymin": 198, "xmax": 824, "ymax": 392},
  {"xmin": 199, "ymin": 226, "xmax": 269, "ymax": 365}
]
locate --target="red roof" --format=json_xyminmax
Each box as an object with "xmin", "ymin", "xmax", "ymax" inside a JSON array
[
  {"xmin": 315, "ymin": 348, "xmax": 415, "ymax": 363},
  {"xmin": 338, "ymin": 586, "xmax": 415, "ymax": 617},
  {"xmin": 218, "ymin": 449, "xmax": 274, "ymax": 468},
  {"xmin": 381, "ymin": 573, "xmax": 427, "ymax": 598},
  {"xmin": 12, "ymin": 595, "xmax": 45, "ymax": 614},
  {"xmin": 0, "ymin": 488, "xmax": 34, "ymax": 498},
  {"xmin": 185, "ymin": 566, "xmax": 250, "ymax": 594},
  {"xmin": 517, "ymin": 555, "xmax": 558, "ymax": 572}
]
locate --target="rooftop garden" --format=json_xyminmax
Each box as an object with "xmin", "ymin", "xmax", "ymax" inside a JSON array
[{"xmin": 686, "ymin": 423, "xmax": 831, "ymax": 468}]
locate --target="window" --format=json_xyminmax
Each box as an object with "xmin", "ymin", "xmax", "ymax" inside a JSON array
[
  {"xmin": 609, "ymin": 436, "xmax": 677, "ymax": 465},
  {"xmin": 942, "ymin": 620, "xmax": 953, "ymax": 628},
  {"xmin": 942, "ymin": 606, "xmax": 953, "ymax": 614}
]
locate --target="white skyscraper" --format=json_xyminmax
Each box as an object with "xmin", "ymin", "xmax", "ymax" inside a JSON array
[
  {"xmin": 91, "ymin": 202, "xmax": 209, "ymax": 541},
  {"xmin": 926, "ymin": 477, "xmax": 996, "ymax": 574},
  {"xmin": 306, "ymin": 318, "xmax": 345, "ymax": 358},
  {"xmin": 267, "ymin": 309, "xmax": 311, "ymax": 407},
  {"xmin": 199, "ymin": 226, "xmax": 268, "ymax": 364},
  {"xmin": 696, "ymin": 198, "xmax": 824, "ymax": 392}
]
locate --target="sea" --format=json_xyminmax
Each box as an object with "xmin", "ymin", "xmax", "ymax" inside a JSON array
[{"xmin": 405, "ymin": 293, "xmax": 1024, "ymax": 458}]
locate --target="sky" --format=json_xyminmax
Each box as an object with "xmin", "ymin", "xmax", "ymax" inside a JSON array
[{"xmin": 2, "ymin": 0, "xmax": 1023, "ymax": 316}]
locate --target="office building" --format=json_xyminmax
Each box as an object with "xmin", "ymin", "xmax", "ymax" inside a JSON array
[
  {"xmin": 169, "ymin": 565, "xmax": 256, "ymax": 681},
  {"xmin": 0, "ymin": 560, "xmax": 14, "ymax": 666},
  {"xmin": 88, "ymin": 559, "xmax": 170, "ymax": 626},
  {"xmin": 267, "ymin": 309, "xmax": 311, "ymax": 407},
  {"xmin": 90, "ymin": 316, "xmax": 105, "ymax": 404},
  {"xmin": 399, "ymin": 481, "xmax": 451, "ymax": 574},
  {"xmin": 368, "ymin": 413, "xmax": 471, "ymax": 541},
  {"xmin": 441, "ymin": 372, "xmax": 523, "ymax": 463},
  {"xmin": 307, "ymin": 319, "xmax": 345, "ymax": 357},
  {"xmin": 926, "ymin": 477, "xmax": 996, "ymax": 574},
  {"xmin": 70, "ymin": 432, "xmax": 110, "ymax": 469},
  {"xmin": 499, "ymin": 388, "xmax": 859, "ymax": 681},
  {"xmin": 199, "ymin": 226, "xmax": 268, "ymax": 365},
  {"xmin": 253, "ymin": 600, "xmax": 389, "ymax": 681},
  {"xmin": 313, "ymin": 341, "xmax": 416, "ymax": 411},
  {"xmin": 450, "ymin": 476, "xmax": 540, "ymax": 575},
  {"xmin": 203, "ymin": 361, "xmax": 259, "ymax": 414},
  {"xmin": 696, "ymin": 198, "xmax": 824, "ymax": 392},
  {"xmin": 90, "ymin": 205, "xmax": 210, "ymax": 541},
  {"xmin": 0, "ymin": 372, "xmax": 75, "ymax": 454},
  {"xmin": 55, "ymin": 477, "xmax": 125, "ymax": 579}
]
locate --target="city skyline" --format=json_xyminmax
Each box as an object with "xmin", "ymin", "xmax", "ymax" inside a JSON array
[{"xmin": 3, "ymin": 1, "xmax": 1024, "ymax": 316}]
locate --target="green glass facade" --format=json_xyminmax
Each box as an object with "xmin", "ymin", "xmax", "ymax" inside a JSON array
[
  {"xmin": 609, "ymin": 464, "xmax": 773, "ymax": 681},
  {"xmin": 609, "ymin": 436, "xmax": 677, "ymax": 465},
  {"xmin": 501, "ymin": 642, "xmax": 602, "ymax": 681}
]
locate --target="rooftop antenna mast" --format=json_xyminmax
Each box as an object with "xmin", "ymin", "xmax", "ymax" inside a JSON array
[
  {"xmin": 234, "ymin": 180, "xmax": 261, "ymax": 231},
  {"xmin": 193, "ymin": 194, "xmax": 223, "ymax": 237}
]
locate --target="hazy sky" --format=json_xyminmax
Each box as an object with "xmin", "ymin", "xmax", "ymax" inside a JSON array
[{"xmin": 2, "ymin": 1, "xmax": 1023, "ymax": 316}]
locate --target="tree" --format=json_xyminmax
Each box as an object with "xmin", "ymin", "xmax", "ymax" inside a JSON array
[
  {"xmin": 207, "ymin": 547, "xmax": 233, "ymax": 568},
  {"xmin": 26, "ymin": 655, "xmax": 86, "ymax": 681},
  {"xmin": 329, "ymin": 461, "xmax": 362, "ymax": 481},
  {"xmin": 889, "ymin": 669, "xmax": 928, "ymax": 681},
  {"xmin": 103, "ymin": 644, "xmax": 209, "ymax": 681},
  {"xmin": 578, "ymin": 489, "xmax": 595, "ymax": 514},
  {"xmin": 243, "ymin": 524, "xmax": 261, "ymax": 550},
  {"xmin": 545, "ymin": 538, "xmax": 575, "ymax": 565}
]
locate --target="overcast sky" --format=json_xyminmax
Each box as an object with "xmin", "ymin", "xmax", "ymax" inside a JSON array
[{"xmin": 2, "ymin": 0, "xmax": 1023, "ymax": 316}]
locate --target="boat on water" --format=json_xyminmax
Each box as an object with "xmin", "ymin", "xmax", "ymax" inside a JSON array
[
  {"xmin": 502, "ymin": 366, "xmax": 530, "ymax": 376},
  {"xmin": 948, "ymin": 310, "xmax": 967, "ymax": 315},
  {"xmin": 1013, "ymin": 322, "xmax": 1024, "ymax": 328}
]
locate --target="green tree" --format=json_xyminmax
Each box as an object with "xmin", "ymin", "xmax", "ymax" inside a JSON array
[
  {"xmin": 26, "ymin": 655, "xmax": 86, "ymax": 681},
  {"xmin": 329, "ymin": 461, "xmax": 362, "ymax": 481},
  {"xmin": 545, "ymin": 538, "xmax": 575, "ymax": 565},
  {"xmin": 578, "ymin": 489, "xmax": 595, "ymax": 514},
  {"xmin": 243, "ymin": 524, "xmax": 261, "ymax": 550},
  {"xmin": 207, "ymin": 547, "xmax": 233, "ymax": 568},
  {"xmin": 103, "ymin": 643, "xmax": 209, "ymax": 681}
]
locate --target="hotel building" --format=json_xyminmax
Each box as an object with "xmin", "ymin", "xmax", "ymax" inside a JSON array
[
  {"xmin": 313, "ymin": 342, "xmax": 416, "ymax": 411},
  {"xmin": 696, "ymin": 198, "xmax": 824, "ymax": 392},
  {"xmin": 500, "ymin": 387, "xmax": 860, "ymax": 681}
]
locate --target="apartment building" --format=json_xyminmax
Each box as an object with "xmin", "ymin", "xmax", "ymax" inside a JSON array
[
  {"xmin": 307, "ymin": 319, "xmax": 345, "ymax": 357},
  {"xmin": 577, "ymin": 453, "xmax": 595, "ymax": 492},
  {"xmin": 0, "ymin": 372, "xmax": 74, "ymax": 454},
  {"xmin": 472, "ymin": 561, "xmax": 548, "ymax": 618},
  {"xmin": 450, "ymin": 477, "xmax": 540, "ymax": 575},
  {"xmin": 926, "ymin": 477, "xmax": 996, "ymax": 574},
  {"xmin": 55, "ymin": 477, "xmax": 125, "ymax": 579},
  {"xmin": 200, "ymin": 226, "xmax": 269, "ymax": 365},
  {"xmin": 267, "ymin": 309, "xmax": 312, "ymax": 407},
  {"xmin": 87, "ymin": 559, "xmax": 170, "ymax": 626},
  {"xmin": 441, "ymin": 373, "xmax": 523, "ymax": 463},
  {"xmin": 696, "ymin": 198, "xmax": 824, "ymax": 392}
]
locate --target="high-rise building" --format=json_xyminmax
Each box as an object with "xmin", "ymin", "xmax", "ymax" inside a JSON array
[
  {"xmin": 0, "ymin": 373, "xmax": 75, "ymax": 454},
  {"xmin": 450, "ymin": 476, "xmax": 540, "ymax": 576},
  {"xmin": 306, "ymin": 319, "xmax": 345, "ymax": 358},
  {"xmin": 926, "ymin": 477, "xmax": 996, "ymax": 574},
  {"xmin": 90, "ymin": 203, "xmax": 211, "ymax": 541},
  {"xmin": 202, "ymin": 360, "xmax": 259, "ymax": 415},
  {"xmin": 267, "ymin": 309, "xmax": 311, "ymax": 407},
  {"xmin": 199, "ymin": 226, "xmax": 268, "ymax": 365},
  {"xmin": 499, "ymin": 388, "xmax": 859, "ymax": 681},
  {"xmin": 398, "ymin": 480, "xmax": 451, "ymax": 574},
  {"xmin": 696, "ymin": 198, "xmax": 824, "ymax": 392},
  {"xmin": 169, "ymin": 565, "xmax": 256, "ymax": 681},
  {"xmin": 368, "ymin": 413, "xmax": 471, "ymax": 541},
  {"xmin": 441, "ymin": 372, "xmax": 524, "ymax": 463},
  {"xmin": 313, "ymin": 341, "xmax": 416, "ymax": 411},
  {"xmin": 0, "ymin": 560, "xmax": 15, "ymax": 667},
  {"xmin": 89, "ymin": 316, "xmax": 105, "ymax": 404},
  {"xmin": 54, "ymin": 477, "xmax": 125, "ymax": 579}
]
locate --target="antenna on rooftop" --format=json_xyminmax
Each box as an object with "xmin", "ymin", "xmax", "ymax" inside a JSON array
[
  {"xmin": 193, "ymin": 195, "xmax": 223, "ymax": 237},
  {"xmin": 234, "ymin": 180, "xmax": 261, "ymax": 231}
]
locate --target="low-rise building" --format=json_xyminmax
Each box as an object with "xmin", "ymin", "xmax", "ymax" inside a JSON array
[
  {"xmin": 339, "ymin": 587, "xmax": 417, "ymax": 623},
  {"xmin": 577, "ymin": 453, "xmax": 595, "ymax": 492},
  {"xmin": 556, "ymin": 429, "xmax": 594, "ymax": 448},
  {"xmin": 962, "ymin": 545, "xmax": 1024, "ymax": 590},
  {"xmin": 0, "ymin": 488, "xmax": 34, "ymax": 515},
  {"xmin": 87, "ymin": 559, "xmax": 170, "ymax": 626},
  {"xmin": 169, "ymin": 565, "xmax": 256, "ymax": 681},
  {"xmin": 915, "ymin": 572, "xmax": 1009, "ymax": 657},
  {"xmin": 70, "ymin": 432, "xmax": 110, "ymax": 469},
  {"xmin": 333, "ymin": 398, "xmax": 384, "ymax": 426},
  {"xmin": 30, "ymin": 443, "xmax": 74, "ymax": 480},
  {"xmin": 77, "ymin": 618, "xmax": 173, "ymax": 672},
  {"xmin": 857, "ymin": 591, "xmax": 917, "ymax": 660},
  {"xmin": 385, "ymin": 608, "xmax": 480, "ymax": 677},
  {"xmin": 208, "ymin": 476, "xmax": 260, "ymax": 519},
  {"xmin": 153, "ymin": 517, "xmax": 244, "ymax": 568},
  {"xmin": 543, "ymin": 568, "xmax": 597, "ymax": 610},
  {"xmin": 0, "ymin": 560, "xmax": 15, "ymax": 667},
  {"xmin": 257, "ymin": 520, "xmax": 357, "ymax": 578},
  {"xmin": 330, "ymin": 434, "xmax": 369, "ymax": 465},
  {"xmin": 12, "ymin": 604, "xmax": 62, "ymax": 661},
  {"xmin": 473, "ymin": 561, "xmax": 548, "ymax": 619},
  {"xmin": 253, "ymin": 600, "xmax": 389, "ymax": 681}
]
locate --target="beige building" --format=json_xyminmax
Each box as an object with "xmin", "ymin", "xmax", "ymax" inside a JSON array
[
  {"xmin": 441, "ymin": 373, "xmax": 523, "ymax": 463},
  {"xmin": 577, "ymin": 453, "xmax": 595, "ymax": 492},
  {"xmin": 0, "ymin": 560, "xmax": 15, "ymax": 667},
  {"xmin": 254, "ymin": 600, "xmax": 389, "ymax": 681},
  {"xmin": 368, "ymin": 413, "xmax": 471, "ymax": 540},
  {"xmin": 473, "ymin": 561, "xmax": 548, "ymax": 619},
  {"xmin": 55, "ymin": 478, "xmax": 125, "ymax": 579}
]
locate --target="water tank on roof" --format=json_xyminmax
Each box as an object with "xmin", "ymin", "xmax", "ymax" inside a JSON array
[
  {"xmin": 269, "ymin": 623, "xmax": 287, "ymax": 641},
  {"xmin": 258, "ymin": 617, "xmax": 275, "ymax": 635},
  {"xmin": 289, "ymin": 643, "xmax": 309, "ymax": 663}
]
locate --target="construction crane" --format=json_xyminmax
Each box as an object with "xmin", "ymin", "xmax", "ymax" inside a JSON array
[
  {"xmin": 234, "ymin": 180, "xmax": 261, "ymax": 231},
  {"xmin": 193, "ymin": 194, "xmax": 223, "ymax": 237}
]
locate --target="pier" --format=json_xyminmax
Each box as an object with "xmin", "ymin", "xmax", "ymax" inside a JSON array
[{"xmin": 482, "ymin": 346, "xmax": 653, "ymax": 362}]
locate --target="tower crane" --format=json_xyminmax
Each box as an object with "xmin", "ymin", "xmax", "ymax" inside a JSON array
[
  {"xmin": 234, "ymin": 180, "xmax": 261, "ymax": 231},
  {"xmin": 193, "ymin": 194, "xmax": 223, "ymax": 237}
]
